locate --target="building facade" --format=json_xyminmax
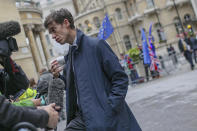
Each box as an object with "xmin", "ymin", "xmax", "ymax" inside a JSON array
[
  {"xmin": 73, "ymin": 0, "xmax": 131, "ymax": 57},
  {"xmin": 0, "ymin": 0, "xmax": 53, "ymax": 80},
  {"xmin": 73, "ymin": 0, "xmax": 197, "ymax": 76},
  {"xmin": 126, "ymin": 0, "xmax": 196, "ymax": 55},
  {"xmin": 16, "ymin": 0, "xmax": 51, "ymax": 73},
  {"xmin": 74, "ymin": 0, "xmax": 197, "ymax": 55}
]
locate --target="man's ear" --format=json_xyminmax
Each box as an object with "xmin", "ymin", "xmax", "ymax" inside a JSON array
[{"xmin": 63, "ymin": 19, "xmax": 70, "ymax": 28}]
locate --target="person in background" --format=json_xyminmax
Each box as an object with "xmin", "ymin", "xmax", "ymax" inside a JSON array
[
  {"xmin": 38, "ymin": 68, "xmax": 53, "ymax": 83},
  {"xmin": 19, "ymin": 78, "xmax": 37, "ymax": 101},
  {"xmin": 36, "ymin": 68, "xmax": 53, "ymax": 105},
  {"xmin": 45, "ymin": 8, "xmax": 141, "ymax": 131},
  {"xmin": 170, "ymin": 44, "xmax": 178, "ymax": 64},
  {"xmin": 189, "ymin": 33, "xmax": 197, "ymax": 63},
  {"xmin": 178, "ymin": 34, "xmax": 194, "ymax": 70}
]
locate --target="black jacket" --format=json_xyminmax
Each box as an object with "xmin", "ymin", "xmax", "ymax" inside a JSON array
[
  {"xmin": 0, "ymin": 95, "xmax": 49, "ymax": 130},
  {"xmin": 178, "ymin": 38, "xmax": 192, "ymax": 53}
]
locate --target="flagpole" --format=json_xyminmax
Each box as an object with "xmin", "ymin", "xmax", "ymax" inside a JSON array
[
  {"xmin": 111, "ymin": 30, "xmax": 121, "ymax": 55},
  {"xmin": 101, "ymin": 0, "xmax": 121, "ymax": 55},
  {"xmin": 112, "ymin": 14, "xmax": 126, "ymax": 53},
  {"xmin": 172, "ymin": 0, "xmax": 185, "ymax": 35}
]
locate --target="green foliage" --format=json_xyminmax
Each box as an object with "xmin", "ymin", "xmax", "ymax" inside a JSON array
[{"xmin": 127, "ymin": 47, "xmax": 140, "ymax": 63}]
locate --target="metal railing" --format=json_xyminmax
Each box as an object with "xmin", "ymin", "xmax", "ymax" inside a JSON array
[{"xmin": 127, "ymin": 52, "xmax": 191, "ymax": 86}]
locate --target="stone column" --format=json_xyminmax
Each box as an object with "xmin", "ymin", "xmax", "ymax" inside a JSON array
[
  {"xmin": 25, "ymin": 24, "xmax": 42, "ymax": 72},
  {"xmin": 37, "ymin": 25, "xmax": 50, "ymax": 66}
]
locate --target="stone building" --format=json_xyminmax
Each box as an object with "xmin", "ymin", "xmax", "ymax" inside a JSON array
[
  {"xmin": 73, "ymin": 0, "xmax": 197, "ymax": 77},
  {"xmin": 0, "ymin": 0, "xmax": 52, "ymax": 80},
  {"xmin": 73, "ymin": 0, "xmax": 197, "ymax": 55},
  {"xmin": 73, "ymin": 0, "xmax": 131, "ymax": 57},
  {"xmin": 125, "ymin": 0, "xmax": 197, "ymax": 55}
]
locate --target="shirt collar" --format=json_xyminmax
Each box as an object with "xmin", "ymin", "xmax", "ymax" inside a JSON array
[{"xmin": 71, "ymin": 33, "xmax": 77, "ymax": 48}]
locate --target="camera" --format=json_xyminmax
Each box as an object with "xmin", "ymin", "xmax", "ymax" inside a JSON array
[
  {"xmin": 0, "ymin": 37, "xmax": 18, "ymax": 58},
  {"xmin": 0, "ymin": 21, "xmax": 28, "ymax": 98}
]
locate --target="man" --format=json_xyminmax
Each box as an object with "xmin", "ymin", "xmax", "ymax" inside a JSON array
[
  {"xmin": 178, "ymin": 34, "xmax": 194, "ymax": 70},
  {"xmin": 0, "ymin": 94, "xmax": 59, "ymax": 130},
  {"xmin": 36, "ymin": 68, "xmax": 53, "ymax": 105},
  {"xmin": 167, "ymin": 44, "xmax": 178, "ymax": 65},
  {"xmin": 45, "ymin": 8, "xmax": 141, "ymax": 131},
  {"xmin": 38, "ymin": 68, "xmax": 53, "ymax": 83},
  {"xmin": 189, "ymin": 34, "xmax": 197, "ymax": 63}
]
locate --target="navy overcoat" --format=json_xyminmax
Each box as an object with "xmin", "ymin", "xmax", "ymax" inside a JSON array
[{"xmin": 61, "ymin": 29, "xmax": 141, "ymax": 131}]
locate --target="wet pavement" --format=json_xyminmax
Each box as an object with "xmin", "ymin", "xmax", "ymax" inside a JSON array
[{"xmin": 127, "ymin": 65, "xmax": 197, "ymax": 131}]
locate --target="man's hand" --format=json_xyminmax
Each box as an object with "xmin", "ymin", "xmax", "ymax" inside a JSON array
[
  {"xmin": 50, "ymin": 60, "xmax": 63, "ymax": 78},
  {"xmin": 31, "ymin": 98, "xmax": 41, "ymax": 107},
  {"xmin": 37, "ymin": 103, "xmax": 59, "ymax": 128}
]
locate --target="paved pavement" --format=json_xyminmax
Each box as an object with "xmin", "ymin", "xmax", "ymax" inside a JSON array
[{"xmin": 126, "ymin": 64, "xmax": 197, "ymax": 131}]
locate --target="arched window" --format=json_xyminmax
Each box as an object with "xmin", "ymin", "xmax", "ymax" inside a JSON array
[
  {"xmin": 93, "ymin": 17, "xmax": 101, "ymax": 29},
  {"xmin": 85, "ymin": 20, "xmax": 92, "ymax": 32},
  {"xmin": 174, "ymin": 17, "xmax": 183, "ymax": 34},
  {"xmin": 78, "ymin": 23, "xmax": 83, "ymax": 31},
  {"xmin": 49, "ymin": 49, "xmax": 54, "ymax": 57},
  {"xmin": 154, "ymin": 23, "xmax": 166, "ymax": 42},
  {"xmin": 115, "ymin": 8, "xmax": 123, "ymax": 20},
  {"xmin": 184, "ymin": 14, "xmax": 191, "ymax": 22},
  {"xmin": 123, "ymin": 35, "xmax": 132, "ymax": 50}
]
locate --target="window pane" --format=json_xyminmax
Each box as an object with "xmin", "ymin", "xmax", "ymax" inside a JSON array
[
  {"xmin": 85, "ymin": 20, "xmax": 92, "ymax": 32},
  {"xmin": 146, "ymin": 0, "xmax": 154, "ymax": 8},
  {"xmin": 174, "ymin": 17, "xmax": 183, "ymax": 34},
  {"xmin": 93, "ymin": 17, "xmax": 101, "ymax": 28},
  {"xmin": 115, "ymin": 8, "xmax": 123, "ymax": 20},
  {"xmin": 49, "ymin": 49, "xmax": 54, "ymax": 57},
  {"xmin": 45, "ymin": 34, "xmax": 51, "ymax": 45},
  {"xmin": 124, "ymin": 35, "xmax": 132, "ymax": 50}
]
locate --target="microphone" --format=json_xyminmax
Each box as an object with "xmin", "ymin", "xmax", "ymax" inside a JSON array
[
  {"xmin": 48, "ymin": 78, "xmax": 65, "ymax": 115},
  {"xmin": 0, "ymin": 21, "xmax": 21, "ymax": 40}
]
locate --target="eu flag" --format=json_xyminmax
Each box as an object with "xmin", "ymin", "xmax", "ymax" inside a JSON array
[
  {"xmin": 148, "ymin": 23, "xmax": 156, "ymax": 56},
  {"xmin": 141, "ymin": 28, "xmax": 151, "ymax": 65},
  {"xmin": 98, "ymin": 14, "xmax": 114, "ymax": 40}
]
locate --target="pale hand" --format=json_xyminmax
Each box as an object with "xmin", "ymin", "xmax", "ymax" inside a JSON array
[{"xmin": 37, "ymin": 103, "xmax": 59, "ymax": 128}]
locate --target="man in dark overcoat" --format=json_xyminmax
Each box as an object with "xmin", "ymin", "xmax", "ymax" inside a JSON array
[
  {"xmin": 45, "ymin": 8, "xmax": 142, "ymax": 131},
  {"xmin": 178, "ymin": 34, "xmax": 194, "ymax": 70}
]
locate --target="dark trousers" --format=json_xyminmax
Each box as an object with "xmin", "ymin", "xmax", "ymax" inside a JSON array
[
  {"xmin": 65, "ymin": 112, "xmax": 86, "ymax": 131},
  {"xmin": 130, "ymin": 69, "xmax": 138, "ymax": 83},
  {"xmin": 144, "ymin": 64, "xmax": 149, "ymax": 81},
  {"xmin": 184, "ymin": 51, "xmax": 194, "ymax": 69},
  {"xmin": 193, "ymin": 49, "xmax": 197, "ymax": 63}
]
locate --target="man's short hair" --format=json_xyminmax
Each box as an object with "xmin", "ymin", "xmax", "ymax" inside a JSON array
[
  {"xmin": 44, "ymin": 8, "xmax": 75, "ymax": 29},
  {"xmin": 39, "ymin": 68, "xmax": 47, "ymax": 75}
]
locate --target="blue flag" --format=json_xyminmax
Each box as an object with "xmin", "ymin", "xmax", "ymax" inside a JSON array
[
  {"xmin": 141, "ymin": 28, "xmax": 151, "ymax": 65},
  {"xmin": 98, "ymin": 14, "xmax": 114, "ymax": 40},
  {"xmin": 148, "ymin": 23, "xmax": 156, "ymax": 56}
]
